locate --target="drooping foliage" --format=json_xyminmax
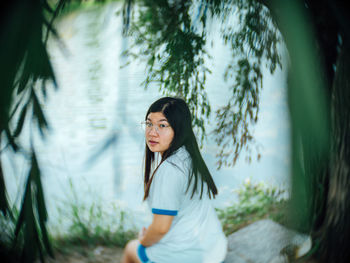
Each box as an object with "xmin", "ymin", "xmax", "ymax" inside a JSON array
[
  {"xmin": 209, "ymin": 0, "xmax": 282, "ymax": 166},
  {"xmin": 0, "ymin": 0, "xmax": 71, "ymax": 261},
  {"xmin": 122, "ymin": 0, "xmax": 283, "ymax": 167},
  {"xmin": 123, "ymin": 0, "xmax": 212, "ymax": 143},
  {"xmin": 13, "ymin": 153, "xmax": 54, "ymax": 262}
]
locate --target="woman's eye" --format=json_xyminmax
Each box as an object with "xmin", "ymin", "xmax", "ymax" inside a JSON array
[
  {"xmin": 159, "ymin": 124, "xmax": 167, "ymax": 128},
  {"xmin": 146, "ymin": 122, "xmax": 153, "ymax": 127}
]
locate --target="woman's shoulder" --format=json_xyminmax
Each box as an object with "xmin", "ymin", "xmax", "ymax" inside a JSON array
[
  {"xmin": 158, "ymin": 146, "xmax": 191, "ymax": 176},
  {"xmin": 168, "ymin": 146, "xmax": 191, "ymax": 163},
  {"xmin": 153, "ymin": 149, "xmax": 189, "ymax": 187}
]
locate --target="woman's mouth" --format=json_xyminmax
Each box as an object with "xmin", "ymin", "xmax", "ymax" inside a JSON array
[{"xmin": 148, "ymin": 140, "xmax": 158, "ymax": 146}]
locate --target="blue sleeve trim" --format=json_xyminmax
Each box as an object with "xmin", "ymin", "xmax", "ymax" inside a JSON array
[
  {"xmin": 152, "ymin": 208, "xmax": 178, "ymax": 216},
  {"xmin": 137, "ymin": 244, "xmax": 149, "ymax": 263}
]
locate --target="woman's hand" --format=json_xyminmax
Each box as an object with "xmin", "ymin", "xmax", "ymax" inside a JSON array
[{"xmin": 139, "ymin": 214, "xmax": 174, "ymax": 247}]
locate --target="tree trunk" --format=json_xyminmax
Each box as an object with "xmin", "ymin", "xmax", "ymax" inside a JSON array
[{"xmin": 318, "ymin": 45, "xmax": 350, "ymax": 262}]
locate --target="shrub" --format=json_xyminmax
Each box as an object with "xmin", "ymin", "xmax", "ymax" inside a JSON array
[{"xmin": 216, "ymin": 179, "xmax": 288, "ymax": 236}]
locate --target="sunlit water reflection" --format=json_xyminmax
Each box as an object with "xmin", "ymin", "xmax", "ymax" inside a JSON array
[{"xmin": 2, "ymin": 3, "xmax": 290, "ymax": 232}]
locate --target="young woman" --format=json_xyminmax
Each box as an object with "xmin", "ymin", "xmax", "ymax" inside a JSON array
[{"xmin": 121, "ymin": 97, "xmax": 227, "ymax": 263}]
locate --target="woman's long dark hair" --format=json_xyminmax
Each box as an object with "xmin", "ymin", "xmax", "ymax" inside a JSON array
[{"xmin": 143, "ymin": 97, "xmax": 218, "ymax": 200}]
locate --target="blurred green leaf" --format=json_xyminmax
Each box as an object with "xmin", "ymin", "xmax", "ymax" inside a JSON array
[{"xmin": 123, "ymin": 0, "xmax": 282, "ymax": 165}]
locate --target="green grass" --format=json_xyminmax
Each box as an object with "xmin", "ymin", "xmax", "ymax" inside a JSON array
[
  {"xmin": 51, "ymin": 204, "xmax": 137, "ymax": 254},
  {"xmin": 50, "ymin": 181, "xmax": 138, "ymax": 255},
  {"xmin": 216, "ymin": 180, "xmax": 288, "ymax": 236}
]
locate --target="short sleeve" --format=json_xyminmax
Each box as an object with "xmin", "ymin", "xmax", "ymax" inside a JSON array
[{"xmin": 148, "ymin": 160, "xmax": 186, "ymax": 216}]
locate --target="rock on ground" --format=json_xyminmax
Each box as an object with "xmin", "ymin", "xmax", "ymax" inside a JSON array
[{"xmin": 224, "ymin": 219, "xmax": 310, "ymax": 263}]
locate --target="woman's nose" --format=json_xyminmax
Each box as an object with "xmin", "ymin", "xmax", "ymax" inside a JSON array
[{"xmin": 148, "ymin": 126, "xmax": 159, "ymax": 136}]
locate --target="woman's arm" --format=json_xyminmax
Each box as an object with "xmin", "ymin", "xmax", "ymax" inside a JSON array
[{"xmin": 139, "ymin": 214, "xmax": 174, "ymax": 247}]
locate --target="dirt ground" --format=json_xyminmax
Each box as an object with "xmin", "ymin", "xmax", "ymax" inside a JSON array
[{"xmin": 46, "ymin": 246, "xmax": 124, "ymax": 263}]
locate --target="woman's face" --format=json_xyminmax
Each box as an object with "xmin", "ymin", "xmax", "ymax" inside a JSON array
[{"xmin": 145, "ymin": 112, "xmax": 174, "ymax": 155}]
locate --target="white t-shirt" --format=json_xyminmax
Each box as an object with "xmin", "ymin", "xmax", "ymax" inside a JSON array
[{"xmin": 139, "ymin": 146, "xmax": 227, "ymax": 263}]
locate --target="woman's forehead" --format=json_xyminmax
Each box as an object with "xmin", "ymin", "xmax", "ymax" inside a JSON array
[{"xmin": 147, "ymin": 112, "xmax": 168, "ymax": 122}]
